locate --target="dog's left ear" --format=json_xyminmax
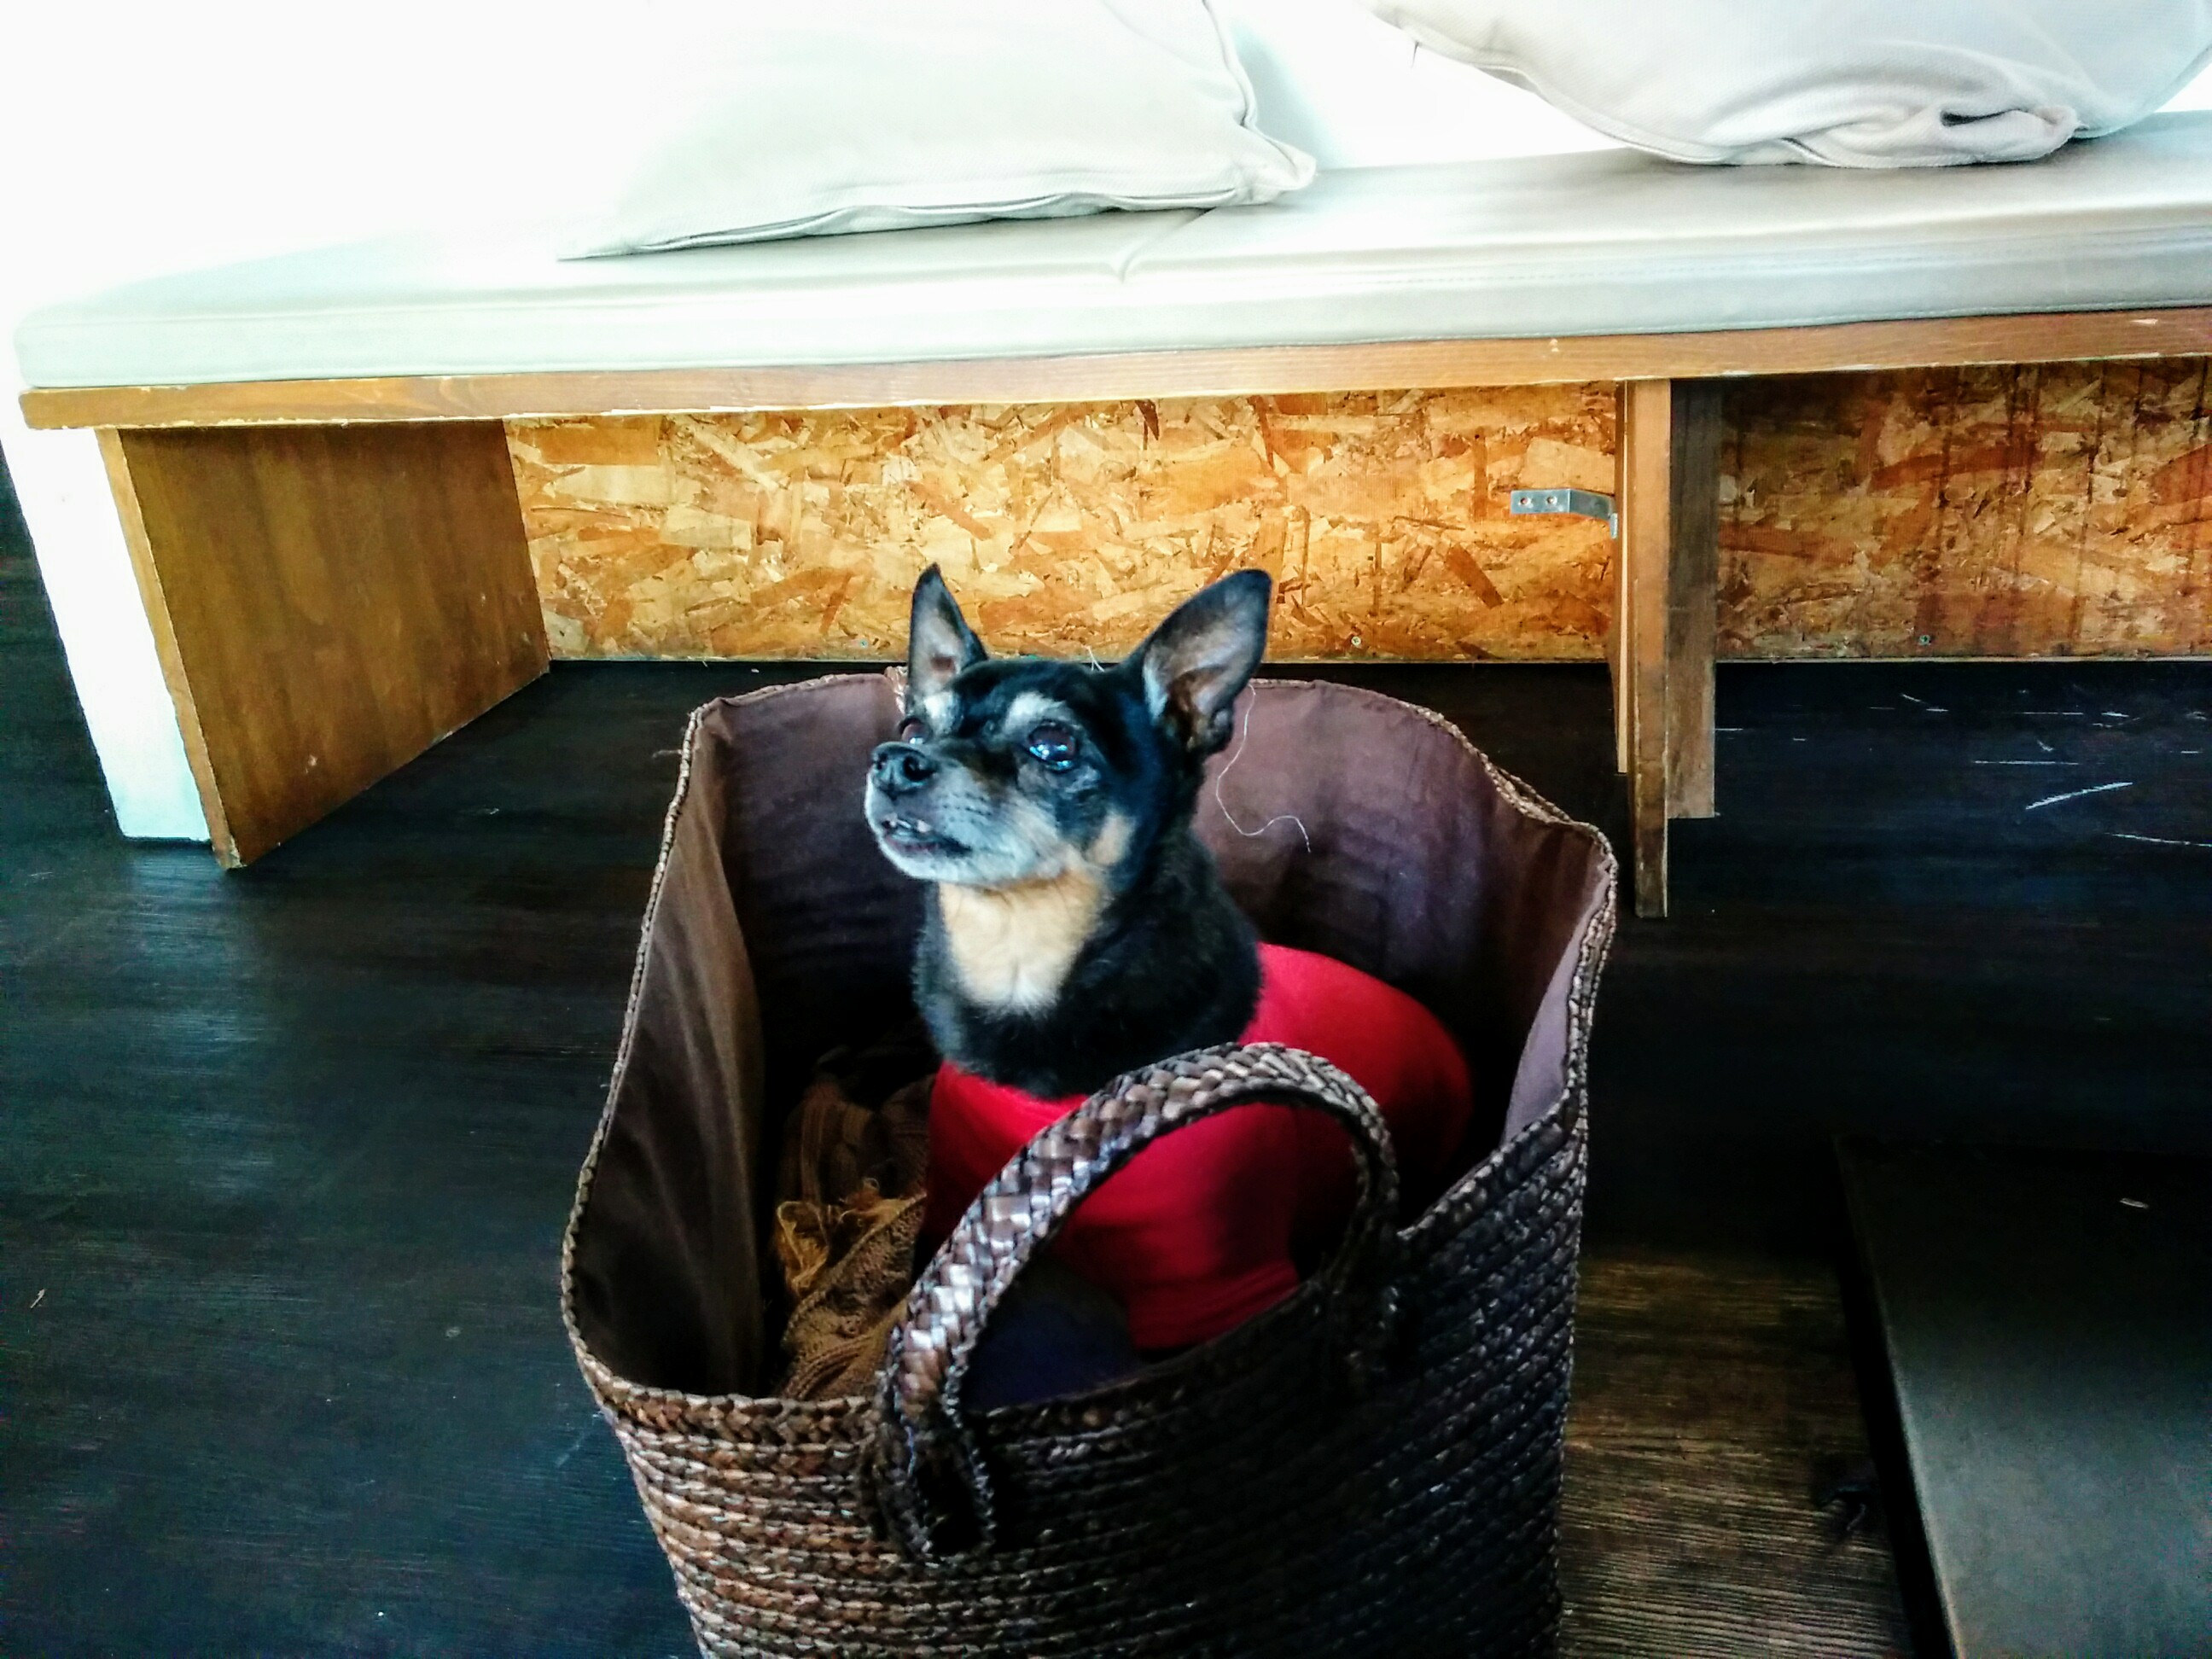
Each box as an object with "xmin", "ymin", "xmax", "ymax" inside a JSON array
[
  {"xmin": 905, "ymin": 564, "xmax": 987, "ymax": 712},
  {"xmin": 1132, "ymin": 569, "xmax": 1272, "ymax": 754}
]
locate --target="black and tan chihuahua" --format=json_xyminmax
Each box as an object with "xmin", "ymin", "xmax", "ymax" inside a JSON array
[{"xmin": 864, "ymin": 564, "xmax": 1272, "ymax": 1099}]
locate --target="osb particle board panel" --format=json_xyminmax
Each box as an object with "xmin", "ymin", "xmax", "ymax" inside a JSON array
[
  {"xmin": 1719, "ymin": 360, "xmax": 2212, "ymax": 659},
  {"xmin": 508, "ymin": 390, "xmax": 1619, "ymax": 661},
  {"xmin": 509, "ymin": 364, "xmax": 2212, "ymax": 664}
]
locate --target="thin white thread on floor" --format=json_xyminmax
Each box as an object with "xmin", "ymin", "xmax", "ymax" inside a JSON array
[
  {"xmin": 1214, "ymin": 699, "xmax": 1312, "ymax": 851},
  {"xmin": 2110, "ymin": 830, "xmax": 2212, "ymax": 849},
  {"xmin": 2023, "ymin": 780, "xmax": 2133, "ymax": 812}
]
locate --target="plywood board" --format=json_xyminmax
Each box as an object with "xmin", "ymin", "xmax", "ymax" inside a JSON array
[
  {"xmin": 114, "ymin": 422, "xmax": 548, "ymax": 864},
  {"xmin": 509, "ymin": 391, "xmax": 1619, "ymax": 662},
  {"xmin": 509, "ymin": 362, "xmax": 2212, "ymax": 664},
  {"xmin": 1620, "ymin": 380, "xmax": 1674, "ymax": 916},
  {"xmin": 1667, "ymin": 381, "xmax": 1724, "ymax": 816},
  {"xmin": 28, "ymin": 305, "xmax": 2212, "ymax": 431},
  {"xmin": 1719, "ymin": 360, "xmax": 2212, "ymax": 659}
]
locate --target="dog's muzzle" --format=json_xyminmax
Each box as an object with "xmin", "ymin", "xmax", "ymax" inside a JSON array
[
  {"xmin": 870, "ymin": 742, "xmax": 937, "ymax": 798},
  {"xmin": 869, "ymin": 742, "xmax": 964, "ymax": 856}
]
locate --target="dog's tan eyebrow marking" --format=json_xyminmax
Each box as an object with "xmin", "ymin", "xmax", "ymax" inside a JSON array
[
  {"xmin": 1089, "ymin": 810, "xmax": 1133, "ymax": 867},
  {"xmin": 998, "ymin": 690, "xmax": 1075, "ymax": 736}
]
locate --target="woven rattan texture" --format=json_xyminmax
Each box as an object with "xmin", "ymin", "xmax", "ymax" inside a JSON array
[
  {"xmin": 588, "ymin": 1108, "xmax": 1583, "ymax": 1657},
  {"xmin": 870, "ymin": 1045, "xmax": 1403, "ymax": 1561}
]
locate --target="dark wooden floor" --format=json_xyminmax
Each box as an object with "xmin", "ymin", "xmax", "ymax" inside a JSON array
[
  {"xmin": 1562, "ymin": 1251, "xmax": 1910, "ymax": 1656},
  {"xmin": 5, "ymin": 445, "xmax": 2209, "ymax": 1653}
]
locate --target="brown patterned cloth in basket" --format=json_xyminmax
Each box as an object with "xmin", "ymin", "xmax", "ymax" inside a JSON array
[
  {"xmin": 771, "ymin": 1027, "xmax": 933, "ymax": 1400},
  {"xmin": 561, "ymin": 675, "xmax": 1615, "ymax": 1657}
]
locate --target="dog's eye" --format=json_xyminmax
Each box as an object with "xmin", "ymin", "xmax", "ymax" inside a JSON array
[
  {"xmin": 896, "ymin": 716, "xmax": 927, "ymax": 742},
  {"xmin": 1024, "ymin": 722, "xmax": 1078, "ymax": 771}
]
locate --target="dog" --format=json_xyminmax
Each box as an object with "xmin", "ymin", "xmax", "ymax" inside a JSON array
[
  {"xmin": 864, "ymin": 565, "xmax": 1474, "ymax": 1369},
  {"xmin": 865, "ymin": 563, "xmax": 1271, "ymax": 1099}
]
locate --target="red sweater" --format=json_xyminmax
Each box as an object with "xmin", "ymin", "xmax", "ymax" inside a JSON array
[{"xmin": 923, "ymin": 943, "xmax": 1474, "ymax": 1351}]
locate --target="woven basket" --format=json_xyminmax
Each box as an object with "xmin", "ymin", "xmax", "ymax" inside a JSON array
[{"xmin": 562, "ymin": 675, "xmax": 1615, "ymax": 1657}]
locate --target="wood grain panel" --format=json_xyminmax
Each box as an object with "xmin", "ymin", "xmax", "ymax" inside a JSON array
[
  {"xmin": 1719, "ymin": 359, "xmax": 2212, "ymax": 659},
  {"xmin": 1620, "ymin": 380, "xmax": 1675, "ymax": 917},
  {"xmin": 113, "ymin": 422, "xmax": 548, "ymax": 864},
  {"xmin": 509, "ymin": 391, "xmax": 1619, "ymax": 663},
  {"xmin": 25, "ymin": 306, "xmax": 2212, "ymax": 431},
  {"xmin": 1667, "ymin": 382, "xmax": 1725, "ymax": 818}
]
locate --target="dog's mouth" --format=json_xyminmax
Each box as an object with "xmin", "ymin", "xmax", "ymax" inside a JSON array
[{"xmin": 876, "ymin": 812, "xmax": 965, "ymax": 857}]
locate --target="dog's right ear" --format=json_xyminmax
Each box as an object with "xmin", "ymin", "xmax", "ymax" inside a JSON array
[
  {"xmin": 1131, "ymin": 568, "xmax": 1272, "ymax": 755},
  {"xmin": 905, "ymin": 564, "xmax": 987, "ymax": 713}
]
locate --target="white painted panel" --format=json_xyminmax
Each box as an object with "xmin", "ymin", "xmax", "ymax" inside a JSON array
[
  {"xmin": 0, "ymin": 416, "xmax": 202, "ymax": 838},
  {"xmin": 2169, "ymin": 57, "xmax": 2212, "ymax": 106},
  {"xmin": 0, "ymin": 3, "xmax": 683, "ymax": 843}
]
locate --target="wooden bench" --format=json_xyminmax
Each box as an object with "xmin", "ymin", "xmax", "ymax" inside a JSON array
[{"xmin": 20, "ymin": 120, "xmax": 2212, "ymax": 914}]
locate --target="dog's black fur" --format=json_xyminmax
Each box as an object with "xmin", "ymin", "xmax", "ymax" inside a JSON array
[{"xmin": 864, "ymin": 566, "xmax": 1272, "ymax": 1097}]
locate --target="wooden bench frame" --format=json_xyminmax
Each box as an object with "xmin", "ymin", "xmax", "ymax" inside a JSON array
[{"xmin": 25, "ymin": 304, "xmax": 2212, "ymax": 914}]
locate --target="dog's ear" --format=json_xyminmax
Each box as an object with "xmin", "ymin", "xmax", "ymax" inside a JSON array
[
  {"xmin": 1131, "ymin": 569, "xmax": 1272, "ymax": 754},
  {"xmin": 905, "ymin": 564, "xmax": 986, "ymax": 712}
]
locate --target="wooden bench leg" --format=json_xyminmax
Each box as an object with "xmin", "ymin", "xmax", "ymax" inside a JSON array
[
  {"xmin": 1666, "ymin": 381, "xmax": 1724, "ymax": 821},
  {"xmin": 1614, "ymin": 380, "xmax": 1723, "ymax": 917},
  {"xmin": 100, "ymin": 422, "xmax": 548, "ymax": 865}
]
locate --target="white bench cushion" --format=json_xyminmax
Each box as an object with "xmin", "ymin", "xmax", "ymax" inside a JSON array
[{"xmin": 16, "ymin": 112, "xmax": 2212, "ymax": 389}]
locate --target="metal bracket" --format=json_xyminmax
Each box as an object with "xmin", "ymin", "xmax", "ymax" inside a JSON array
[{"xmin": 1511, "ymin": 486, "xmax": 1617, "ymax": 539}]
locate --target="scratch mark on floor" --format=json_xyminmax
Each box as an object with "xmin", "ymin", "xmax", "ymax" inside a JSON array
[
  {"xmin": 2024, "ymin": 781, "xmax": 2133, "ymax": 812},
  {"xmin": 554, "ymin": 1417, "xmax": 600, "ymax": 1469}
]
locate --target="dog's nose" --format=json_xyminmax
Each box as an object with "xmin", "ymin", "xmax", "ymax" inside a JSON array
[{"xmin": 870, "ymin": 742, "xmax": 937, "ymax": 795}]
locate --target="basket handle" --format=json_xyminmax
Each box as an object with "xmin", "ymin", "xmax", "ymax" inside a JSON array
[{"xmin": 868, "ymin": 1041, "xmax": 1400, "ymax": 1561}]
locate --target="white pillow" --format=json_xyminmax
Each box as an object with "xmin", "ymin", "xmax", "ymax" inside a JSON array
[
  {"xmin": 1369, "ymin": 0, "xmax": 2212, "ymax": 166},
  {"xmin": 566, "ymin": 0, "xmax": 1313, "ymax": 257}
]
